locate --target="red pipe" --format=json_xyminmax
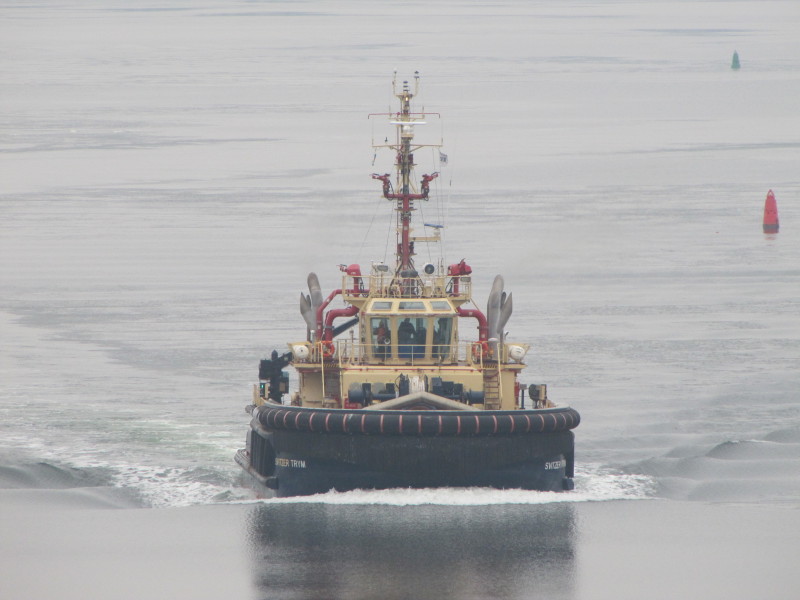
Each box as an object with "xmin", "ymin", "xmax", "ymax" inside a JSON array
[
  {"xmin": 457, "ymin": 306, "xmax": 489, "ymax": 341},
  {"xmin": 315, "ymin": 289, "xmax": 342, "ymax": 340},
  {"xmin": 323, "ymin": 305, "xmax": 359, "ymax": 341}
]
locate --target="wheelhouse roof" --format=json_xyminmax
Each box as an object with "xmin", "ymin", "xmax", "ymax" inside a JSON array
[{"xmin": 365, "ymin": 298, "xmax": 457, "ymax": 315}]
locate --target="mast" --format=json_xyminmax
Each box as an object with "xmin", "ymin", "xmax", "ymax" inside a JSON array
[{"xmin": 371, "ymin": 72, "xmax": 440, "ymax": 296}]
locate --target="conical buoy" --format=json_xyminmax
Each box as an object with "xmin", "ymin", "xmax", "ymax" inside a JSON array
[
  {"xmin": 731, "ymin": 51, "xmax": 740, "ymax": 70},
  {"xmin": 763, "ymin": 190, "xmax": 779, "ymax": 233}
]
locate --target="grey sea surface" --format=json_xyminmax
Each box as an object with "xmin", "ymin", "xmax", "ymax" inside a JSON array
[{"xmin": 2, "ymin": 1, "xmax": 799, "ymax": 599}]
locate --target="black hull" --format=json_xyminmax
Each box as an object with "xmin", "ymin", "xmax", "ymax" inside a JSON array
[{"xmin": 237, "ymin": 404, "xmax": 579, "ymax": 497}]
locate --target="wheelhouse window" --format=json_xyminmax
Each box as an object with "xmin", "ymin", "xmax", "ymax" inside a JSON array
[
  {"xmin": 397, "ymin": 317, "xmax": 428, "ymax": 359},
  {"xmin": 399, "ymin": 301, "xmax": 425, "ymax": 310},
  {"xmin": 371, "ymin": 317, "xmax": 391, "ymax": 359},
  {"xmin": 433, "ymin": 317, "xmax": 453, "ymax": 359}
]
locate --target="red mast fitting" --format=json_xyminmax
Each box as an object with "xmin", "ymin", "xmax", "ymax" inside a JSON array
[{"xmin": 370, "ymin": 171, "xmax": 439, "ymax": 273}]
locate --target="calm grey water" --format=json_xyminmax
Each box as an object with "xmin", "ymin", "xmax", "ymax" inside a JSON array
[{"xmin": 2, "ymin": 1, "xmax": 799, "ymax": 599}]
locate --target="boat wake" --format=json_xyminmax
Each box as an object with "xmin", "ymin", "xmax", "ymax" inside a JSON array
[
  {"xmin": 108, "ymin": 462, "xmax": 252, "ymax": 508},
  {"xmin": 251, "ymin": 463, "xmax": 655, "ymax": 506},
  {"xmin": 630, "ymin": 426, "xmax": 800, "ymax": 503},
  {"xmin": 0, "ymin": 456, "xmax": 251, "ymax": 509},
  {"xmin": 3, "ymin": 454, "xmax": 655, "ymax": 509}
]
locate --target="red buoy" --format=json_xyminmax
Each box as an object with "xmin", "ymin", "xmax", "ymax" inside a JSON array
[{"xmin": 763, "ymin": 190, "xmax": 779, "ymax": 233}]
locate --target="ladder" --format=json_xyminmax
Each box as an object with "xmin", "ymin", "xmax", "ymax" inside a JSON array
[{"xmin": 483, "ymin": 363, "xmax": 502, "ymax": 409}]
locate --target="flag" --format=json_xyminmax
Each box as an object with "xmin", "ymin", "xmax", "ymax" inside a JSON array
[{"xmin": 439, "ymin": 151, "xmax": 448, "ymax": 165}]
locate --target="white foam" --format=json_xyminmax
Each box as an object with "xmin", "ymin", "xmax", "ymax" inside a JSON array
[
  {"xmin": 12, "ymin": 431, "xmax": 656, "ymax": 508},
  {"xmin": 38, "ymin": 452, "xmax": 248, "ymax": 509},
  {"xmin": 573, "ymin": 463, "xmax": 657, "ymax": 501},
  {"xmin": 109, "ymin": 464, "xmax": 239, "ymax": 508},
  {"xmin": 255, "ymin": 464, "xmax": 656, "ymax": 506}
]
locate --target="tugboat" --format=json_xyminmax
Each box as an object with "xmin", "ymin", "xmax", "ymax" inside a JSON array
[{"xmin": 236, "ymin": 74, "xmax": 580, "ymax": 497}]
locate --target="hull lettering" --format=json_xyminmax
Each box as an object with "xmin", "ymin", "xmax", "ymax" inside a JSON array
[
  {"xmin": 545, "ymin": 459, "xmax": 566, "ymax": 471},
  {"xmin": 275, "ymin": 457, "xmax": 307, "ymax": 469}
]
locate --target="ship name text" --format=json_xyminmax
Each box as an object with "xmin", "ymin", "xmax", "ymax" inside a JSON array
[
  {"xmin": 276, "ymin": 458, "xmax": 307, "ymax": 469},
  {"xmin": 544, "ymin": 459, "xmax": 566, "ymax": 471}
]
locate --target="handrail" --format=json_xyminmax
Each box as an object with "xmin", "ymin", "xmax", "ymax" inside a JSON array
[
  {"xmin": 294, "ymin": 339, "xmax": 524, "ymax": 368},
  {"xmin": 341, "ymin": 274, "xmax": 472, "ymax": 300}
]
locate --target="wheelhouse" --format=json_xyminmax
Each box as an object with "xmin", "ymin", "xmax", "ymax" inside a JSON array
[{"xmin": 363, "ymin": 298, "xmax": 457, "ymax": 363}]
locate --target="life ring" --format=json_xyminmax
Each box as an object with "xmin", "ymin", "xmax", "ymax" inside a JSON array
[
  {"xmin": 471, "ymin": 341, "xmax": 490, "ymax": 362},
  {"xmin": 321, "ymin": 341, "xmax": 335, "ymax": 359}
]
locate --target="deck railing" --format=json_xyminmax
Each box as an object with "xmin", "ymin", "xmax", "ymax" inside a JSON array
[
  {"xmin": 341, "ymin": 274, "xmax": 472, "ymax": 301},
  {"xmin": 293, "ymin": 338, "xmax": 525, "ymax": 367}
]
